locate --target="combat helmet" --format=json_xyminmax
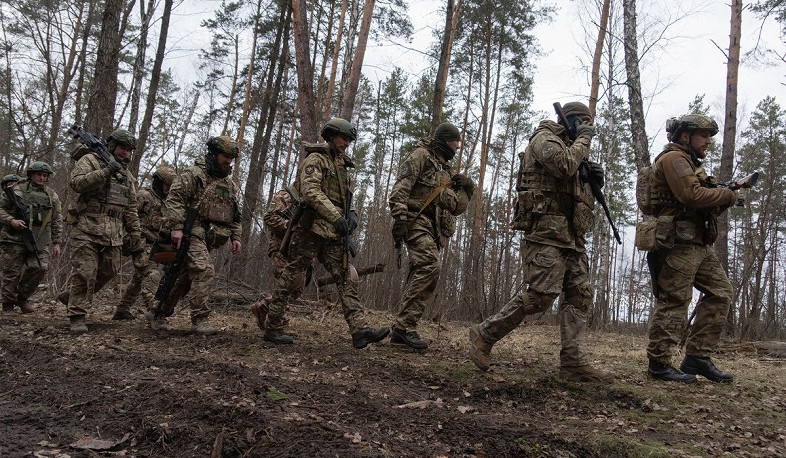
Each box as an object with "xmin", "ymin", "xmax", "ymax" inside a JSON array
[
  {"xmin": 1, "ymin": 174, "xmax": 20, "ymax": 186},
  {"xmin": 666, "ymin": 113, "xmax": 719, "ymax": 142},
  {"xmin": 206, "ymin": 136, "xmax": 239, "ymax": 158},
  {"xmin": 152, "ymin": 165, "xmax": 176, "ymax": 185},
  {"xmin": 26, "ymin": 161, "xmax": 55, "ymax": 176},
  {"xmin": 321, "ymin": 118, "xmax": 357, "ymax": 142},
  {"xmin": 106, "ymin": 129, "xmax": 137, "ymax": 150}
]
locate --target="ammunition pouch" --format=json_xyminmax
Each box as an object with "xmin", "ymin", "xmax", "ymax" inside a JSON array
[
  {"xmin": 511, "ymin": 191, "xmax": 535, "ymax": 231},
  {"xmin": 438, "ymin": 210, "xmax": 456, "ymax": 238},
  {"xmin": 204, "ymin": 223, "xmax": 231, "ymax": 249},
  {"xmin": 634, "ymin": 220, "xmax": 658, "ymax": 251},
  {"xmin": 572, "ymin": 198, "xmax": 594, "ymax": 236}
]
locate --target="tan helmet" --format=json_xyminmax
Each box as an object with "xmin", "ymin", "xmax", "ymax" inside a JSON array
[
  {"xmin": 206, "ymin": 135, "xmax": 239, "ymax": 158},
  {"xmin": 666, "ymin": 113, "xmax": 719, "ymax": 141},
  {"xmin": 152, "ymin": 165, "xmax": 176, "ymax": 185}
]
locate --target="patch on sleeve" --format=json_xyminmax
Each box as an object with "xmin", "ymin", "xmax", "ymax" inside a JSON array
[
  {"xmin": 671, "ymin": 158, "xmax": 693, "ymax": 178},
  {"xmin": 400, "ymin": 161, "xmax": 413, "ymax": 178},
  {"xmin": 304, "ymin": 164, "xmax": 316, "ymax": 176},
  {"xmin": 540, "ymin": 142, "xmax": 558, "ymax": 160}
]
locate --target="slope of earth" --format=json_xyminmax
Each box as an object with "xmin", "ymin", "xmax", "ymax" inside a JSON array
[{"xmin": 1, "ymin": 296, "xmax": 785, "ymax": 457}]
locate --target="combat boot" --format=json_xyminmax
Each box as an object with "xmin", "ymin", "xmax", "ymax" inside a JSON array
[
  {"xmin": 18, "ymin": 302, "xmax": 34, "ymax": 314},
  {"xmin": 468, "ymin": 325, "xmax": 493, "ymax": 372},
  {"xmin": 69, "ymin": 316, "xmax": 88, "ymax": 334},
  {"xmin": 112, "ymin": 307, "xmax": 135, "ymax": 320},
  {"xmin": 145, "ymin": 310, "xmax": 172, "ymax": 331},
  {"xmin": 648, "ymin": 359, "xmax": 697, "ymax": 383},
  {"xmin": 390, "ymin": 327, "xmax": 428, "ymax": 349},
  {"xmin": 559, "ymin": 365, "xmax": 614, "ymax": 383},
  {"xmin": 680, "ymin": 355, "xmax": 733, "ymax": 383},
  {"xmin": 191, "ymin": 317, "xmax": 218, "ymax": 335},
  {"xmin": 2, "ymin": 303, "xmax": 14, "ymax": 313},
  {"xmin": 352, "ymin": 327, "xmax": 390, "ymax": 349},
  {"xmin": 250, "ymin": 300, "xmax": 268, "ymax": 330},
  {"xmin": 57, "ymin": 291, "xmax": 69, "ymax": 305},
  {"xmin": 264, "ymin": 329, "xmax": 294, "ymax": 345}
]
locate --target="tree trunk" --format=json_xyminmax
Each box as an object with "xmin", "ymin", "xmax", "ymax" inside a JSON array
[
  {"xmin": 431, "ymin": 0, "xmax": 462, "ymax": 129},
  {"xmin": 719, "ymin": 0, "xmax": 742, "ymax": 335},
  {"xmin": 131, "ymin": 0, "xmax": 173, "ymax": 176},
  {"xmin": 339, "ymin": 0, "xmax": 375, "ymax": 122},
  {"xmin": 292, "ymin": 0, "xmax": 319, "ymax": 146},
  {"xmin": 128, "ymin": 0, "xmax": 156, "ymax": 134},
  {"xmin": 588, "ymin": 0, "xmax": 610, "ymax": 118},
  {"xmin": 323, "ymin": 0, "xmax": 348, "ymax": 120},
  {"xmin": 84, "ymin": 0, "xmax": 125, "ymax": 137},
  {"xmin": 622, "ymin": 0, "xmax": 649, "ymax": 169}
]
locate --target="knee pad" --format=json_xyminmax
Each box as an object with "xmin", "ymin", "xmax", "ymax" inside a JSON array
[{"xmin": 564, "ymin": 282, "xmax": 593, "ymax": 313}]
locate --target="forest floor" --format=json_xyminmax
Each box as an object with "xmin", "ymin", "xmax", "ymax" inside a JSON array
[{"xmin": 2, "ymin": 291, "xmax": 786, "ymax": 458}]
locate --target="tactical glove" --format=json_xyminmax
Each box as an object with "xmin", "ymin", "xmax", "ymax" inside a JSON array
[
  {"xmin": 333, "ymin": 217, "xmax": 349, "ymax": 236},
  {"xmin": 587, "ymin": 160, "xmax": 605, "ymax": 188},
  {"xmin": 451, "ymin": 173, "xmax": 471, "ymax": 189},
  {"xmin": 347, "ymin": 210, "xmax": 358, "ymax": 233},
  {"xmin": 575, "ymin": 120, "xmax": 595, "ymax": 141},
  {"xmin": 392, "ymin": 218, "xmax": 408, "ymax": 244}
]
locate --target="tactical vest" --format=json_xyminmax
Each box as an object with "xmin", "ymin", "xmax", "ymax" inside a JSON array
[
  {"xmin": 197, "ymin": 178, "xmax": 237, "ymax": 225},
  {"xmin": 407, "ymin": 152, "xmax": 452, "ymax": 218},
  {"xmin": 6, "ymin": 182, "xmax": 54, "ymax": 248},
  {"xmin": 79, "ymin": 176, "xmax": 131, "ymax": 218},
  {"xmin": 137, "ymin": 188, "xmax": 165, "ymax": 241}
]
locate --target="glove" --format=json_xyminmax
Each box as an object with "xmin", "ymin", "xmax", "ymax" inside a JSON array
[
  {"xmin": 451, "ymin": 173, "xmax": 471, "ymax": 189},
  {"xmin": 574, "ymin": 120, "xmax": 595, "ymax": 140},
  {"xmin": 587, "ymin": 160, "xmax": 605, "ymax": 188},
  {"xmin": 107, "ymin": 157, "xmax": 123, "ymax": 173},
  {"xmin": 347, "ymin": 210, "xmax": 358, "ymax": 233},
  {"xmin": 392, "ymin": 218, "xmax": 408, "ymax": 244},
  {"xmin": 333, "ymin": 217, "xmax": 349, "ymax": 236}
]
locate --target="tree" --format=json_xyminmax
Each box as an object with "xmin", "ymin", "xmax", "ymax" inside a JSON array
[{"xmin": 623, "ymin": 0, "xmax": 649, "ymax": 170}]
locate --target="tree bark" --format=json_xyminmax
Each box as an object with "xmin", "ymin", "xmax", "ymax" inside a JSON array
[
  {"xmin": 588, "ymin": 0, "xmax": 611, "ymax": 118},
  {"xmin": 431, "ymin": 0, "xmax": 462, "ymax": 129},
  {"xmin": 339, "ymin": 0, "xmax": 375, "ymax": 122},
  {"xmin": 623, "ymin": 0, "xmax": 649, "ymax": 169},
  {"xmin": 84, "ymin": 0, "xmax": 125, "ymax": 137},
  {"xmin": 292, "ymin": 0, "xmax": 319, "ymax": 147},
  {"xmin": 322, "ymin": 0, "xmax": 348, "ymax": 120}
]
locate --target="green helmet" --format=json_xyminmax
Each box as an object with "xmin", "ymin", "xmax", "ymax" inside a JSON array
[
  {"xmin": 2, "ymin": 174, "xmax": 20, "ymax": 186},
  {"xmin": 106, "ymin": 129, "xmax": 137, "ymax": 149},
  {"xmin": 206, "ymin": 135, "xmax": 239, "ymax": 158},
  {"xmin": 666, "ymin": 113, "xmax": 719, "ymax": 141},
  {"xmin": 26, "ymin": 161, "xmax": 54, "ymax": 176},
  {"xmin": 152, "ymin": 165, "xmax": 176, "ymax": 185},
  {"xmin": 321, "ymin": 118, "xmax": 357, "ymax": 142}
]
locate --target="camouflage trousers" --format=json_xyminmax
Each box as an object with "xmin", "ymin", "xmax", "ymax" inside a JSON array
[
  {"xmin": 271, "ymin": 250, "xmax": 307, "ymax": 299},
  {"xmin": 477, "ymin": 242, "xmax": 593, "ymax": 367},
  {"xmin": 395, "ymin": 231, "xmax": 441, "ymax": 332},
  {"xmin": 266, "ymin": 229, "xmax": 368, "ymax": 334},
  {"xmin": 66, "ymin": 239, "xmax": 121, "ymax": 318},
  {"xmin": 118, "ymin": 245, "xmax": 161, "ymax": 312},
  {"xmin": 646, "ymin": 244, "xmax": 732, "ymax": 364},
  {"xmin": 157, "ymin": 237, "xmax": 214, "ymax": 321},
  {"xmin": 1, "ymin": 242, "xmax": 50, "ymax": 307}
]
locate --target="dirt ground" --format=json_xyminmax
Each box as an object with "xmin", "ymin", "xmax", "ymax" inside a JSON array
[{"xmin": 2, "ymin": 293, "xmax": 786, "ymax": 458}]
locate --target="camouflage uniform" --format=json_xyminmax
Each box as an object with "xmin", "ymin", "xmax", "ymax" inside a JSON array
[
  {"xmin": 264, "ymin": 186, "xmax": 307, "ymax": 286},
  {"xmin": 646, "ymin": 143, "xmax": 736, "ymax": 364},
  {"xmin": 472, "ymin": 113, "xmax": 608, "ymax": 377},
  {"xmin": 389, "ymin": 137, "xmax": 470, "ymax": 333},
  {"xmin": 265, "ymin": 144, "xmax": 371, "ymax": 337},
  {"xmin": 117, "ymin": 186, "xmax": 167, "ymax": 313},
  {"xmin": 66, "ymin": 153, "xmax": 141, "ymax": 319},
  {"xmin": 0, "ymin": 178, "xmax": 62, "ymax": 311},
  {"xmin": 160, "ymin": 158, "xmax": 241, "ymax": 323}
]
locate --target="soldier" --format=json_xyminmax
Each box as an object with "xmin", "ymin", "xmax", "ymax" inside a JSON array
[
  {"xmin": 114, "ymin": 165, "xmax": 176, "ymax": 327},
  {"xmin": 644, "ymin": 114, "xmax": 736, "ymax": 383},
  {"xmin": 388, "ymin": 122, "xmax": 474, "ymax": 349},
  {"xmin": 158, "ymin": 136, "xmax": 242, "ymax": 335},
  {"xmin": 250, "ymin": 183, "xmax": 309, "ymax": 330},
  {"xmin": 1, "ymin": 162, "xmax": 62, "ymax": 313},
  {"xmin": 65, "ymin": 129, "xmax": 143, "ymax": 333},
  {"xmin": 468, "ymin": 101, "xmax": 613, "ymax": 383},
  {"xmin": 2, "ymin": 174, "xmax": 20, "ymax": 189},
  {"xmin": 261, "ymin": 118, "xmax": 389, "ymax": 348}
]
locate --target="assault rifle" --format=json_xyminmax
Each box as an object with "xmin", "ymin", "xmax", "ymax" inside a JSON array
[
  {"xmin": 67, "ymin": 124, "xmax": 125, "ymax": 182},
  {"xmin": 154, "ymin": 207, "xmax": 198, "ymax": 316},
  {"xmin": 3, "ymin": 186, "xmax": 42, "ymax": 267},
  {"xmin": 553, "ymin": 102, "xmax": 622, "ymax": 244},
  {"xmin": 721, "ymin": 172, "xmax": 759, "ymax": 207},
  {"xmin": 342, "ymin": 189, "xmax": 357, "ymax": 282}
]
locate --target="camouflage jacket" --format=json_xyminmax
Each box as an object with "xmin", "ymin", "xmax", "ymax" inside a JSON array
[
  {"xmin": 651, "ymin": 143, "xmax": 735, "ymax": 244},
  {"xmin": 299, "ymin": 143, "xmax": 354, "ymax": 240},
  {"xmin": 517, "ymin": 120, "xmax": 594, "ymax": 251},
  {"xmin": 263, "ymin": 187, "xmax": 296, "ymax": 256},
  {"xmin": 163, "ymin": 159, "xmax": 241, "ymax": 244},
  {"xmin": 69, "ymin": 154, "xmax": 141, "ymax": 246},
  {"xmin": 0, "ymin": 179, "xmax": 63, "ymax": 251},
  {"xmin": 389, "ymin": 137, "xmax": 468, "ymax": 239},
  {"xmin": 136, "ymin": 187, "xmax": 166, "ymax": 243}
]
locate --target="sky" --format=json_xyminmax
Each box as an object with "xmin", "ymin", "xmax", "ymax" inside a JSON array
[{"xmin": 168, "ymin": 0, "xmax": 785, "ymax": 157}]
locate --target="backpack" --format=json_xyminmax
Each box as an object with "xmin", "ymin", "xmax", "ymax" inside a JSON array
[{"xmin": 636, "ymin": 164, "xmax": 655, "ymax": 216}]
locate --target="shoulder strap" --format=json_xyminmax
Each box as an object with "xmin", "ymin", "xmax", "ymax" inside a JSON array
[{"xmin": 408, "ymin": 165, "xmax": 454, "ymax": 228}]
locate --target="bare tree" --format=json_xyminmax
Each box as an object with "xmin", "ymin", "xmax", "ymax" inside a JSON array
[
  {"xmin": 339, "ymin": 0, "xmax": 375, "ymax": 122},
  {"xmin": 431, "ymin": 0, "xmax": 462, "ymax": 130},
  {"xmin": 623, "ymin": 0, "xmax": 648, "ymax": 169},
  {"xmin": 292, "ymin": 0, "xmax": 318, "ymax": 145}
]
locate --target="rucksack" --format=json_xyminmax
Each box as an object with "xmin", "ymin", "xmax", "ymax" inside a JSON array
[{"xmin": 636, "ymin": 164, "xmax": 655, "ymax": 216}]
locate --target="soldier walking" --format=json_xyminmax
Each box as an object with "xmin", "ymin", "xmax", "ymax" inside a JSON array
[
  {"xmin": 644, "ymin": 114, "xmax": 736, "ymax": 383},
  {"xmin": 65, "ymin": 130, "xmax": 143, "ymax": 333},
  {"xmin": 158, "ymin": 136, "xmax": 242, "ymax": 335},
  {"xmin": 261, "ymin": 118, "xmax": 389, "ymax": 348},
  {"xmin": 1, "ymin": 162, "xmax": 62, "ymax": 314},
  {"xmin": 468, "ymin": 101, "xmax": 613, "ymax": 382},
  {"xmin": 388, "ymin": 122, "xmax": 474, "ymax": 349}
]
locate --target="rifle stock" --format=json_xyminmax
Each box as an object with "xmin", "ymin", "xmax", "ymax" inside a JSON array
[
  {"xmin": 278, "ymin": 204, "xmax": 303, "ymax": 257},
  {"xmin": 154, "ymin": 207, "xmax": 198, "ymax": 315},
  {"xmin": 3, "ymin": 186, "xmax": 42, "ymax": 267},
  {"xmin": 67, "ymin": 124, "xmax": 125, "ymax": 182},
  {"xmin": 342, "ymin": 189, "xmax": 356, "ymax": 282}
]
